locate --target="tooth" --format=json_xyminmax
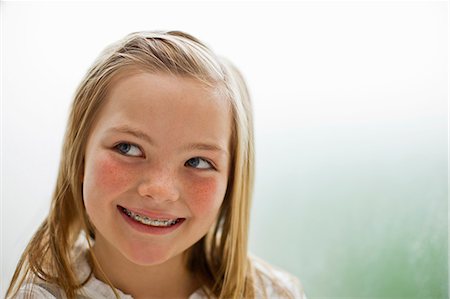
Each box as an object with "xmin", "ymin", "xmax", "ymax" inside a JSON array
[{"xmin": 123, "ymin": 207, "xmax": 178, "ymax": 227}]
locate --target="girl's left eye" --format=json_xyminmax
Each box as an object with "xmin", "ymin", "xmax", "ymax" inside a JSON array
[
  {"xmin": 185, "ymin": 157, "xmax": 213, "ymax": 170},
  {"xmin": 114, "ymin": 143, "xmax": 143, "ymax": 157}
]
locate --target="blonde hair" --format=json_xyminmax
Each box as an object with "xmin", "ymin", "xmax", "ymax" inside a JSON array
[{"xmin": 7, "ymin": 31, "xmax": 292, "ymax": 299}]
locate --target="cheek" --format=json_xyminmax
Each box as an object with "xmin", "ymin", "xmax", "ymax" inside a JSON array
[
  {"xmin": 185, "ymin": 175, "xmax": 227, "ymax": 215},
  {"xmin": 84, "ymin": 153, "xmax": 134, "ymax": 201}
]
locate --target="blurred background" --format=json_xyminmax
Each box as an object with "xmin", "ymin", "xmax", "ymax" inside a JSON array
[{"xmin": 1, "ymin": 1, "xmax": 448, "ymax": 298}]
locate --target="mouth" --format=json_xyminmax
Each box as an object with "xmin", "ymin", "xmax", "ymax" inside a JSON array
[{"xmin": 118, "ymin": 206, "xmax": 182, "ymax": 227}]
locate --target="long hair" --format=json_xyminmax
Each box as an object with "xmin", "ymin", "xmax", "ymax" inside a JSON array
[{"xmin": 6, "ymin": 31, "xmax": 259, "ymax": 299}]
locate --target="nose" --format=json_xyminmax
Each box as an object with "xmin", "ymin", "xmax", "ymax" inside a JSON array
[{"xmin": 137, "ymin": 165, "xmax": 180, "ymax": 202}]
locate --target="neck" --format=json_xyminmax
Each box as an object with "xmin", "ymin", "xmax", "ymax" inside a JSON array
[{"xmin": 91, "ymin": 238, "xmax": 199, "ymax": 299}]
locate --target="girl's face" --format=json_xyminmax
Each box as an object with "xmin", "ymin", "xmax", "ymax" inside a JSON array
[{"xmin": 82, "ymin": 72, "xmax": 231, "ymax": 266}]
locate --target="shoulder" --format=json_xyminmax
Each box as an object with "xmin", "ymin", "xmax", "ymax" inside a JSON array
[
  {"xmin": 10, "ymin": 237, "xmax": 94, "ymax": 299},
  {"xmin": 249, "ymin": 255, "xmax": 307, "ymax": 299},
  {"xmin": 11, "ymin": 283, "xmax": 61, "ymax": 299}
]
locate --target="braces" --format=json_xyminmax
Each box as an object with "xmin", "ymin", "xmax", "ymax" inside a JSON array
[{"xmin": 122, "ymin": 207, "xmax": 179, "ymax": 227}]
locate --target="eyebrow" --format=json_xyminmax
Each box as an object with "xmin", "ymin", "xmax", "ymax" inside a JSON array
[
  {"xmin": 183, "ymin": 143, "xmax": 229, "ymax": 156},
  {"xmin": 107, "ymin": 125, "xmax": 155, "ymax": 145},
  {"xmin": 107, "ymin": 125, "xmax": 228, "ymax": 155}
]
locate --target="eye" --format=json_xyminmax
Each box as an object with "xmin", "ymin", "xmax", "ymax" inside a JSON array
[
  {"xmin": 185, "ymin": 157, "xmax": 214, "ymax": 170},
  {"xmin": 114, "ymin": 142, "xmax": 143, "ymax": 157}
]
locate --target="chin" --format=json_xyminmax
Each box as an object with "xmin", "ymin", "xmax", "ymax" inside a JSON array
[{"xmin": 123, "ymin": 243, "xmax": 180, "ymax": 267}]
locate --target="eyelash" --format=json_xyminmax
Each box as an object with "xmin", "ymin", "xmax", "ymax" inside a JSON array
[
  {"xmin": 114, "ymin": 142, "xmax": 143, "ymax": 157},
  {"xmin": 185, "ymin": 157, "xmax": 216, "ymax": 170},
  {"xmin": 113, "ymin": 142, "xmax": 216, "ymax": 170}
]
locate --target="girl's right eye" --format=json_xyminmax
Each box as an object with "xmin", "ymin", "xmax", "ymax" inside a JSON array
[{"xmin": 114, "ymin": 143, "xmax": 143, "ymax": 157}]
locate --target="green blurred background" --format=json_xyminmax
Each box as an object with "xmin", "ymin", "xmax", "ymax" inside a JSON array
[
  {"xmin": 245, "ymin": 3, "xmax": 448, "ymax": 298},
  {"xmin": 249, "ymin": 120, "xmax": 447, "ymax": 298}
]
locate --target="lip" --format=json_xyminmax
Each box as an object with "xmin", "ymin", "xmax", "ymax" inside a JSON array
[{"xmin": 117, "ymin": 206, "xmax": 185, "ymax": 235}]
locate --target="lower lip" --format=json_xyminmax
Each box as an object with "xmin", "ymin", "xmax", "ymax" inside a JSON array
[{"xmin": 118, "ymin": 207, "xmax": 185, "ymax": 235}]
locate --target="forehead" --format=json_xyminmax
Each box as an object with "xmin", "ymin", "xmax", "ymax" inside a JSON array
[
  {"xmin": 90, "ymin": 72, "xmax": 232, "ymax": 150},
  {"xmin": 113, "ymin": 70, "xmax": 223, "ymax": 101},
  {"xmin": 103, "ymin": 71, "xmax": 230, "ymax": 119}
]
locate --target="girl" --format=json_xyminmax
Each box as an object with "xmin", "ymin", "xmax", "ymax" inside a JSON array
[{"xmin": 7, "ymin": 31, "xmax": 306, "ymax": 299}]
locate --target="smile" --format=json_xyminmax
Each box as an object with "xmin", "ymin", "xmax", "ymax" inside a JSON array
[{"xmin": 121, "ymin": 207, "xmax": 181, "ymax": 227}]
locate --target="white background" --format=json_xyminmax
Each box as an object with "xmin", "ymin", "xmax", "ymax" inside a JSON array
[{"xmin": 1, "ymin": 1, "xmax": 448, "ymax": 297}]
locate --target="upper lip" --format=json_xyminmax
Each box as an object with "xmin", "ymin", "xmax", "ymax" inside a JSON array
[{"xmin": 118, "ymin": 205, "xmax": 183, "ymax": 220}]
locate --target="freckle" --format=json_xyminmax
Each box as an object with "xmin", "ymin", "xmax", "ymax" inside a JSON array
[
  {"xmin": 190, "ymin": 178, "xmax": 219, "ymax": 203},
  {"xmin": 95, "ymin": 156, "xmax": 130, "ymax": 190}
]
